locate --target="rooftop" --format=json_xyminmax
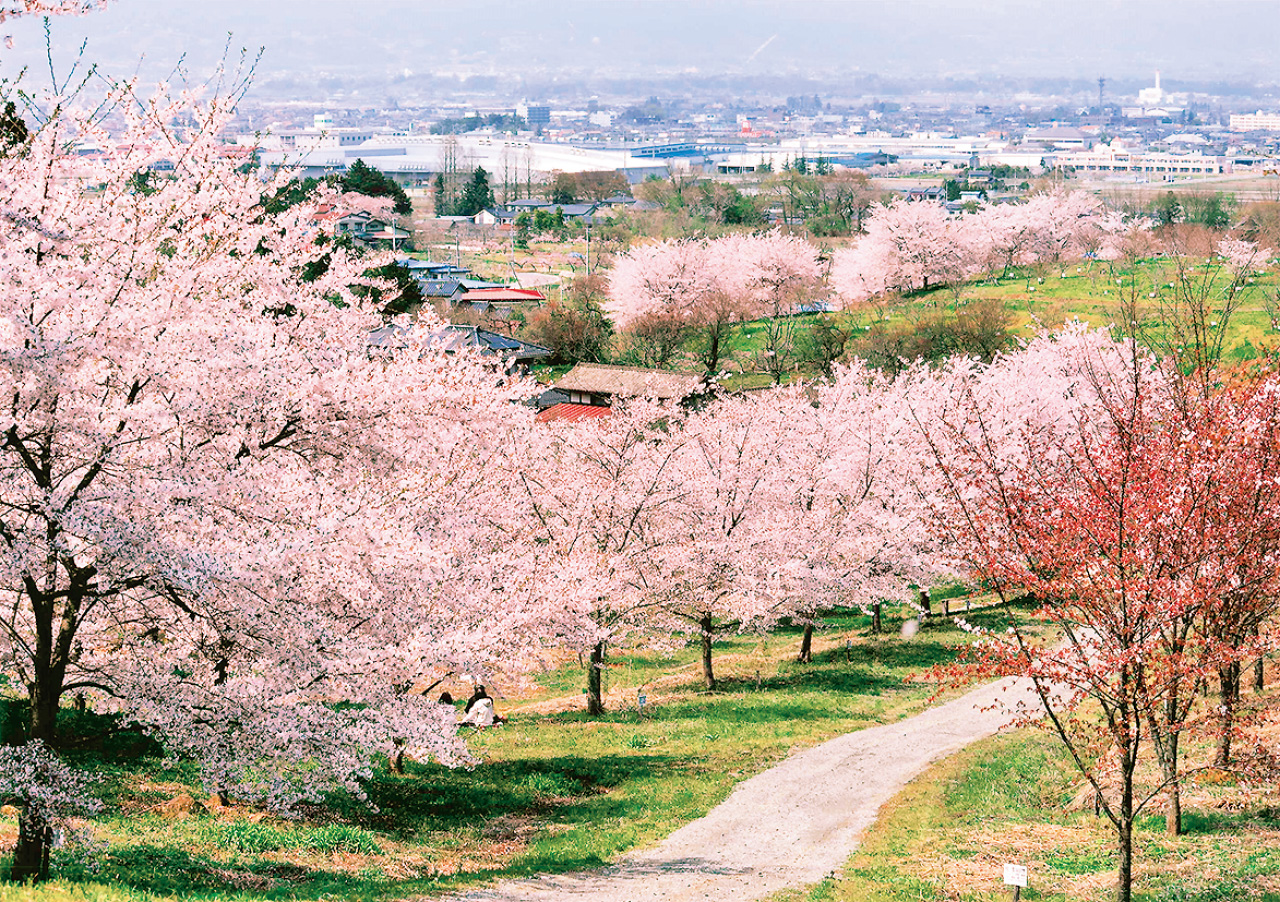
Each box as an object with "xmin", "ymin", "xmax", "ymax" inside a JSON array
[
  {"xmin": 535, "ymin": 403, "xmax": 613, "ymax": 424},
  {"xmin": 554, "ymin": 363, "xmax": 704, "ymax": 400}
]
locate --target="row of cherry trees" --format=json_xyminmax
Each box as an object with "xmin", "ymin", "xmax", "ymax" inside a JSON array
[
  {"xmin": 498, "ymin": 321, "xmax": 1280, "ymax": 902},
  {"xmin": 604, "ymin": 191, "xmax": 1135, "ymax": 366},
  {"xmin": 830, "ymin": 189, "xmax": 1130, "ymax": 303},
  {"xmin": 504, "ymin": 378, "xmax": 940, "ymax": 713},
  {"xmin": 605, "ymin": 233, "xmax": 823, "ymax": 373}
]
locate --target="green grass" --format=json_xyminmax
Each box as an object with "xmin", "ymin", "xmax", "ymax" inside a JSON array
[
  {"xmin": 775, "ymin": 724, "xmax": 1280, "ymax": 902},
  {"xmin": 0, "ymin": 599, "xmax": 1040, "ymax": 901},
  {"xmin": 711, "ymin": 259, "xmax": 1280, "ymax": 391}
]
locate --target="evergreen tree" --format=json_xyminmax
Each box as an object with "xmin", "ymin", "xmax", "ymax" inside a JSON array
[
  {"xmin": 262, "ymin": 175, "xmax": 323, "ymax": 214},
  {"xmin": 458, "ymin": 167, "xmax": 496, "ymax": 217},
  {"xmin": 433, "ymin": 172, "xmax": 451, "ymax": 217},
  {"xmin": 341, "ymin": 159, "xmax": 412, "ymax": 216},
  {"xmin": 0, "ymin": 100, "xmax": 29, "ymax": 151}
]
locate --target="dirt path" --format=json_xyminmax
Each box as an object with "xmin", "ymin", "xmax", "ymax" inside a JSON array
[{"xmin": 439, "ymin": 675, "xmax": 1041, "ymax": 902}]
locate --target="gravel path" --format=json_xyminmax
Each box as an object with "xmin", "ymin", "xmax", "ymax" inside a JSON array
[{"xmin": 440, "ymin": 675, "xmax": 1041, "ymax": 902}]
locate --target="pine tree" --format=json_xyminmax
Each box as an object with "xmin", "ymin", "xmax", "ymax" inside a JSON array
[
  {"xmin": 433, "ymin": 172, "xmax": 451, "ymax": 216},
  {"xmin": 341, "ymin": 159, "xmax": 412, "ymax": 216},
  {"xmin": 458, "ymin": 167, "xmax": 496, "ymax": 217}
]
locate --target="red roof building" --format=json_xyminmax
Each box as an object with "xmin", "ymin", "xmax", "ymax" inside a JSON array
[
  {"xmin": 535, "ymin": 403, "xmax": 613, "ymax": 424},
  {"xmin": 457, "ymin": 287, "xmax": 546, "ymax": 305}
]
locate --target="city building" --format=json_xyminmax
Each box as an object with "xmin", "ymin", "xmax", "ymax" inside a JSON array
[{"xmin": 1231, "ymin": 112, "xmax": 1280, "ymax": 132}]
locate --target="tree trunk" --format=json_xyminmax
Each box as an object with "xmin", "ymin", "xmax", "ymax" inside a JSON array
[
  {"xmin": 1116, "ymin": 816, "xmax": 1133, "ymax": 902},
  {"xmin": 587, "ymin": 640, "xmax": 606, "ymax": 716},
  {"xmin": 1117, "ymin": 746, "xmax": 1135, "ymax": 902},
  {"xmin": 700, "ymin": 615, "xmax": 716, "ymax": 691},
  {"xmin": 1148, "ymin": 687, "xmax": 1184, "ymax": 837},
  {"xmin": 1253, "ymin": 624, "xmax": 1265, "ymax": 692},
  {"xmin": 1163, "ymin": 729, "xmax": 1182, "ymax": 837},
  {"xmin": 1214, "ymin": 662, "xmax": 1240, "ymax": 768},
  {"xmin": 702, "ymin": 326, "xmax": 724, "ymax": 376},
  {"xmin": 10, "ymin": 813, "xmax": 50, "ymax": 883},
  {"xmin": 798, "ymin": 623, "xmax": 813, "ymax": 664},
  {"xmin": 918, "ymin": 589, "xmax": 931, "ymax": 618},
  {"xmin": 871, "ymin": 602, "xmax": 882, "ymax": 634},
  {"xmin": 12, "ymin": 661, "xmax": 63, "ymax": 881}
]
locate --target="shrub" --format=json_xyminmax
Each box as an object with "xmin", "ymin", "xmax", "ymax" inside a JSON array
[{"xmin": 303, "ymin": 823, "xmax": 381, "ymax": 855}]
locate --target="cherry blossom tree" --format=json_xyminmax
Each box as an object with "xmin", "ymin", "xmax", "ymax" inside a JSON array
[
  {"xmin": 912, "ymin": 327, "xmax": 1280, "ymax": 901},
  {"xmin": 607, "ymin": 239, "xmax": 737, "ymax": 372},
  {"xmin": 712, "ymin": 233, "xmax": 823, "ymax": 383},
  {"xmin": 0, "ymin": 74, "xmax": 538, "ymax": 878},
  {"xmin": 830, "ymin": 199, "xmax": 981, "ymax": 305},
  {"xmin": 1146, "ymin": 234, "xmax": 1264, "ymax": 402},
  {"xmin": 606, "ymin": 233, "xmax": 821, "ymax": 376},
  {"xmin": 801, "ymin": 362, "xmax": 950, "ymax": 645},
  {"xmin": 969, "ymin": 190, "xmax": 1108, "ymax": 281},
  {"xmin": 656, "ymin": 392, "xmax": 802, "ymax": 689},
  {"xmin": 834, "ymin": 191, "xmax": 1135, "ymax": 305},
  {"xmin": 509, "ymin": 400, "xmax": 690, "ymax": 714}
]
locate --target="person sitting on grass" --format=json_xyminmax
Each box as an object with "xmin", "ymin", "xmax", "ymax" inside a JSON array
[
  {"xmin": 463, "ymin": 685, "xmax": 490, "ymax": 715},
  {"xmin": 459, "ymin": 685, "xmax": 505, "ymax": 727}
]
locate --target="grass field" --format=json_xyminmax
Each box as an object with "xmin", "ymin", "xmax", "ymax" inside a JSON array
[
  {"xmin": 770, "ymin": 713, "xmax": 1280, "ymax": 902},
  {"xmin": 0, "ymin": 596, "xmax": 1031, "ymax": 901},
  {"xmin": 708, "ymin": 256, "xmax": 1280, "ymax": 391}
]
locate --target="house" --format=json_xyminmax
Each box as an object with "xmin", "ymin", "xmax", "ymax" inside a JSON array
[
  {"xmin": 458, "ymin": 278, "xmax": 508, "ymax": 292},
  {"xmin": 902, "ymin": 186, "xmax": 945, "ymax": 203},
  {"xmin": 366, "ymin": 323, "xmax": 551, "ymax": 373},
  {"xmin": 419, "ymin": 278, "xmax": 467, "ymax": 307},
  {"xmin": 394, "ymin": 258, "xmax": 477, "ymax": 307},
  {"xmin": 362, "ymin": 220, "xmax": 412, "ymax": 247},
  {"xmin": 474, "ymin": 207, "xmax": 520, "ymax": 227},
  {"xmin": 313, "ymin": 204, "xmax": 375, "ymax": 236},
  {"xmin": 396, "ymin": 258, "xmax": 471, "ymax": 279},
  {"xmin": 553, "ymin": 203, "xmax": 601, "ymax": 221},
  {"xmin": 549, "ymin": 363, "xmax": 704, "ymax": 408},
  {"xmin": 454, "ymin": 286, "xmax": 546, "ymax": 317},
  {"xmin": 313, "ymin": 204, "xmax": 409, "ymax": 247}
]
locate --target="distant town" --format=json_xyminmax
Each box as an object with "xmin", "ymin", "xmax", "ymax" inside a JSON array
[{"xmin": 227, "ymin": 70, "xmax": 1280, "ymax": 199}]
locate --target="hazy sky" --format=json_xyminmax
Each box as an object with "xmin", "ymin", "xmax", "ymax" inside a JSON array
[{"xmin": 5, "ymin": 1, "xmax": 1280, "ymax": 93}]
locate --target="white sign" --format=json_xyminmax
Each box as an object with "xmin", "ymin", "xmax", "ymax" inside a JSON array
[{"xmin": 1003, "ymin": 864, "xmax": 1028, "ymax": 888}]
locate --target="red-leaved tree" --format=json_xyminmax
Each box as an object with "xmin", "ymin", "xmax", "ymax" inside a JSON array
[{"xmin": 913, "ymin": 328, "xmax": 1280, "ymax": 902}]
